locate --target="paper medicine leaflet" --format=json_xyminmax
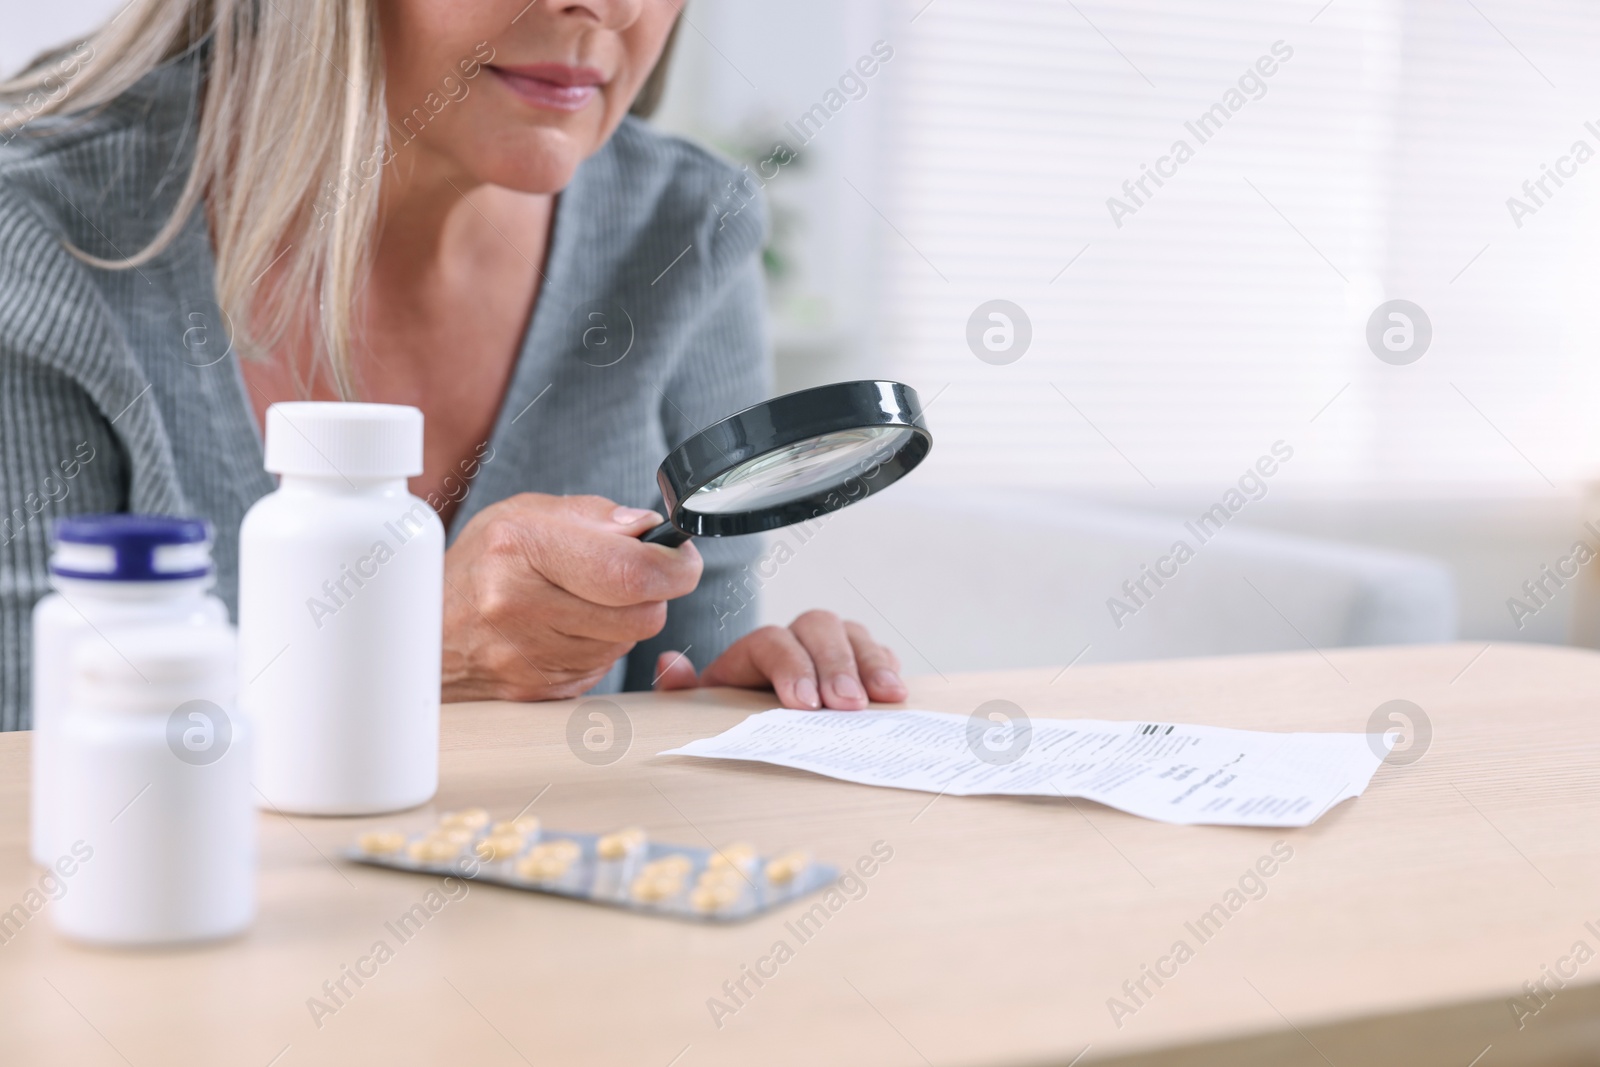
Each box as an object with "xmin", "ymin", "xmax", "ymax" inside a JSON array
[{"xmin": 663, "ymin": 710, "xmax": 1389, "ymax": 827}]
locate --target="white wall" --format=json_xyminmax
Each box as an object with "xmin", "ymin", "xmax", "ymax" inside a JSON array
[
  {"xmin": 650, "ymin": 0, "xmax": 897, "ymax": 394},
  {"xmin": 1, "ymin": 2, "xmax": 122, "ymax": 77}
]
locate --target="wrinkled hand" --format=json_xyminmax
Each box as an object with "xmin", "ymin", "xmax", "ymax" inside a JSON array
[
  {"xmin": 442, "ymin": 494, "xmax": 700, "ymax": 702},
  {"xmin": 653, "ymin": 610, "xmax": 908, "ymax": 710}
]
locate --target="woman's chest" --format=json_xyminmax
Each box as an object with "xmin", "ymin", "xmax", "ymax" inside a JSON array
[
  {"xmin": 355, "ymin": 279, "xmax": 530, "ymax": 513},
  {"xmin": 241, "ymin": 229, "xmax": 543, "ymax": 526}
]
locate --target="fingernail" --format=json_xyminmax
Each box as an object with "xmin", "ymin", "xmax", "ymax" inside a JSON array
[
  {"xmin": 832, "ymin": 674, "xmax": 865, "ymax": 702},
  {"xmin": 794, "ymin": 676, "xmax": 820, "ymax": 709},
  {"xmin": 871, "ymin": 669, "xmax": 903, "ymax": 694},
  {"xmin": 612, "ymin": 506, "xmax": 659, "ymax": 524}
]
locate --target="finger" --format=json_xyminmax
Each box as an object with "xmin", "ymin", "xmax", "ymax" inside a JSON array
[
  {"xmin": 699, "ymin": 626, "xmax": 820, "ymax": 710},
  {"xmin": 577, "ymin": 511, "xmax": 703, "ymax": 605},
  {"xmin": 789, "ymin": 610, "xmax": 867, "ymax": 711},
  {"xmin": 571, "ymin": 495, "xmax": 668, "ymax": 542},
  {"xmin": 652, "ymin": 650, "xmax": 699, "ymax": 691},
  {"xmin": 470, "ymin": 554, "xmax": 671, "ymax": 644},
  {"xmin": 473, "ymin": 618, "xmax": 634, "ymax": 678},
  {"xmin": 845, "ymin": 620, "xmax": 907, "ymax": 703},
  {"xmin": 538, "ymin": 586, "xmax": 672, "ymax": 644},
  {"xmin": 508, "ymin": 496, "xmax": 704, "ymax": 606},
  {"xmin": 609, "ymin": 504, "xmax": 665, "ymax": 534},
  {"xmin": 441, "ymin": 581, "xmax": 633, "ymax": 698}
]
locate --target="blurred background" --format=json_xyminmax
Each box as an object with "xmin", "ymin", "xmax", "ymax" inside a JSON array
[{"xmin": 18, "ymin": 1, "xmax": 1600, "ymax": 676}]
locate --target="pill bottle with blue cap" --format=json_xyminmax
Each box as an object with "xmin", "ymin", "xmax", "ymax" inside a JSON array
[
  {"xmin": 30, "ymin": 514, "xmax": 229, "ymax": 866},
  {"xmin": 51, "ymin": 623, "xmax": 254, "ymax": 945}
]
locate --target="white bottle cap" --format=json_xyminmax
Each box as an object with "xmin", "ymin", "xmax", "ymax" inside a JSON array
[{"xmin": 262, "ymin": 402, "xmax": 424, "ymax": 479}]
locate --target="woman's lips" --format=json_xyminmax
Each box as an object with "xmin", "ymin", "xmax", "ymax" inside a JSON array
[{"xmin": 488, "ymin": 64, "xmax": 603, "ymax": 112}]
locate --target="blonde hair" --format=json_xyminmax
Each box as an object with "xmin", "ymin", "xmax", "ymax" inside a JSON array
[{"xmin": 0, "ymin": 1, "xmax": 679, "ymax": 398}]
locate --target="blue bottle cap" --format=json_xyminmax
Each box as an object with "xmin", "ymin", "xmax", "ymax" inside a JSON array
[{"xmin": 50, "ymin": 514, "xmax": 214, "ymax": 581}]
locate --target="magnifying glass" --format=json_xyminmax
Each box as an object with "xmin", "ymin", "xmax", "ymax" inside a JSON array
[{"xmin": 640, "ymin": 380, "xmax": 932, "ymax": 547}]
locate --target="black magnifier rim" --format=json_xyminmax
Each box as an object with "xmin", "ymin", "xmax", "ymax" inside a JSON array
[{"xmin": 656, "ymin": 380, "xmax": 931, "ymax": 538}]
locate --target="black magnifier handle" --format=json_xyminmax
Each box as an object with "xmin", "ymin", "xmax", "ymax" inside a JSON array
[{"xmin": 641, "ymin": 521, "xmax": 690, "ymax": 548}]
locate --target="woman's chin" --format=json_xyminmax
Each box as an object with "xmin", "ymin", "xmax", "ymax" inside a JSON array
[{"xmin": 470, "ymin": 129, "xmax": 592, "ymax": 195}]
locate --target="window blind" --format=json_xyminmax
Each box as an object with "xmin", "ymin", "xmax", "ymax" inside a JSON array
[{"xmin": 875, "ymin": 0, "xmax": 1600, "ymax": 490}]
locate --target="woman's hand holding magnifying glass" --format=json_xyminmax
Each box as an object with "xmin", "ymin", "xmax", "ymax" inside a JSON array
[{"xmin": 441, "ymin": 494, "xmax": 701, "ymax": 703}]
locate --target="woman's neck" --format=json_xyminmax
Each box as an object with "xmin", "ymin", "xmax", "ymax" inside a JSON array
[
  {"xmin": 374, "ymin": 143, "xmax": 494, "ymax": 278},
  {"xmin": 241, "ymin": 146, "xmax": 556, "ymax": 527}
]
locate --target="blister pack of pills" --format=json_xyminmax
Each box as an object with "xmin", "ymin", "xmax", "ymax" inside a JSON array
[{"xmin": 344, "ymin": 808, "xmax": 838, "ymax": 923}]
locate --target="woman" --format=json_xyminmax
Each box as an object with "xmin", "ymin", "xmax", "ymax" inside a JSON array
[{"xmin": 0, "ymin": 0, "xmax": 908, "ymax": 731}]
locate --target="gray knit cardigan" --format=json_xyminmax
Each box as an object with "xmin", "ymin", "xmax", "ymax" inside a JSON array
[{"xmin": 0, "ymin": 58, "xmax": 770, "ymax": 730}]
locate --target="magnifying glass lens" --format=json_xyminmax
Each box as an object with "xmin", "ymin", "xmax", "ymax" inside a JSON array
[{"xmin": 686, "ymin": 425, "xmax": 916, "ymax": 516}]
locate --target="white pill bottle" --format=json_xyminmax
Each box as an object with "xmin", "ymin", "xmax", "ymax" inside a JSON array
[
  {"xmin": 30, "ymin": 515, "xmax": 227, "ymax": 866},
  {"xmin": 240, "ymin": 402, "xmax": 444, "ymax": 815},
  {"xmin": 53, "ymin": 624, "xmax": 255, "ymax": 945}
]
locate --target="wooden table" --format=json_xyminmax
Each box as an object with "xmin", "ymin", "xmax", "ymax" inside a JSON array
[{"xmin": 3, "ymin": 642, "xmax": 1600, "ymax": 1066}]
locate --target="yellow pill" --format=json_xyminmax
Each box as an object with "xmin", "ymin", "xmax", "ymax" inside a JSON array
[
  {"xmin": 596, "ymin": 827, "xmax": 647, "ymax": 860},
  {"xmin": 690, "ymin": 881, "xmax": 742, "ymax": 913},
  {"xmin": 515, "ymin": 857, "xmax": 555, "ymax": 880},
  {"xmin": 515, "ymin": 841, "xmax": 580, "ymax": 881},
  {"xmin": 433, "ymin": 826, "xmax": 473, "ymax": 845},
  {"xmin": 697, "ymin": 866, "xmax": 745, "ymax": 888},
  {"xmin": 631, "ymin": 857, "xmax": 691, "ymax": 899},
  {"xmin": 765, "ymin": 850, "xmax": 812, "ymax": 885},
  {"xmin": 639, "ymin": 853, "xmax": 690, "ymax": 874},
  {"xmin": 543, "ymin": 839, "xmax": 581, "ymax": 860},
  {"xmin": 474, "ymin": 833, "xmax": 525, "ymax": 862},
  {"xmin": 515, "ymin": 839, "xmax": 581, "ymax": 879},
  {"xmin": 440, "ymin": 808, "xmax": 490, "ymax": 830},
  {"xmin": 708, "ymin": 843, "xmax": 757, "ymax": 872},
  {"xmin": 492, "ymin": 816, "xmax": 541, "ymax": 837},
  {"xmin": 408, "ymin": 837, "xmax": 461, "ymax": 863},
  {"xmin": 630, "ymin": 872, "xmax": 686, "ymax": 903},
  {"xmin": 359, "ymin": 831, "xmax": 407, "ymax": 855}
]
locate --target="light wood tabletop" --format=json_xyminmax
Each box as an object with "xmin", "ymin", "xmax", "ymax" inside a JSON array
[{"xmin": 2, "ymin": 641, "xmax": 1600, "ymax": 1067}]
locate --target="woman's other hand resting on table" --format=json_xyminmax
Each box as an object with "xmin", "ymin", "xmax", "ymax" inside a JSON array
[{"xmin": 653, "ymin": 613, "xmax": 908, "ymax": 711}]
